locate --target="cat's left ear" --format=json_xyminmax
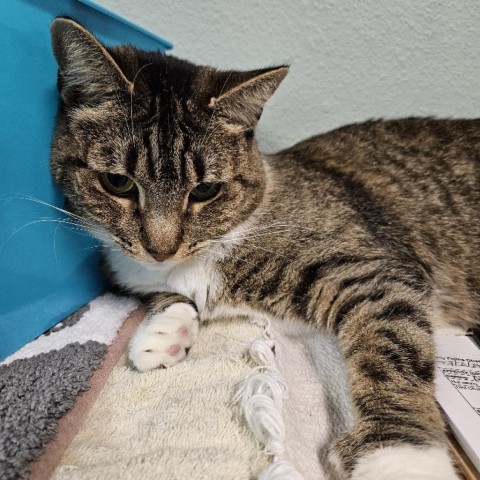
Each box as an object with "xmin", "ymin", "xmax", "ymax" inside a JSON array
[
  {"xmin": 209, "ymin": 66, "xmax": 289, "ymax": 130},
  {"xmin": 50, "ymin": 17, "xmax": 133, "ymax": 106}
]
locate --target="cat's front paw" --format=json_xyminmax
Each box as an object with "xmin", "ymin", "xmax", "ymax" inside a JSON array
[{"xmin": 128, "ymin": 303, "xmax": 199, "ymax": 372}]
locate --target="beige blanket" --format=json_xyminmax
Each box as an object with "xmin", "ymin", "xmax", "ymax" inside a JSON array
[{"xmin": 52, "ymin": 315, "xmax": 352, "ymax": 480}]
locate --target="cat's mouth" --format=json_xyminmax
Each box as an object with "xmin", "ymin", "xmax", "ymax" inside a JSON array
[
  {"xmin": 134, "ymin": 243, "xmax": 210, "ymax": 271},
  {"xmin": 134, "ymin": 241, "xmax": 209, "ymax": 265},
  {"xmin": 146, "ymin": 249, "xmax": 176, "ymax": 263},
  {"xmin": 104, "ymin": 234, "xmax": 219, "ymax": 266}
]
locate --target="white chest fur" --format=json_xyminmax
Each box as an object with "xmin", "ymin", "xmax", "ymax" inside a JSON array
[{"xmin": 105, "ymin": 250, "xmax": 221, "ymax": 314}]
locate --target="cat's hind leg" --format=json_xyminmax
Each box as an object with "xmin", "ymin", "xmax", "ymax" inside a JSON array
[
  {"xmin": 317, "ymin": 264, "xmax": 459, "ymax": 479},
  {"xmin": 128, "ymin": 293, "xmax": 199, "ymax": 372},
  {"xmin": 345, "ymin": 445, "xmax": 458, "ymax": 480}
]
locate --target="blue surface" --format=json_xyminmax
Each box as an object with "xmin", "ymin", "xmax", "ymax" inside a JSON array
[{"xmin": 0, "ymin": 0, "xmax": 171, "ymax": 361}]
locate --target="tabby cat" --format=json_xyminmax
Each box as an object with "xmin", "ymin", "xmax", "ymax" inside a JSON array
[{"xmin": 49, "ymin": 17, "xmax": 478, "ymax": 479}]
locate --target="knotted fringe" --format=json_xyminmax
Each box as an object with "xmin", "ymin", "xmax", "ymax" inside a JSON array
[
  {"xmin": 258, "ymin": 460, "xmax": 305, "ymax": 480},
  {"xmin": 233, "ymin": 329, "xmax": 305, "ymax": 479}
]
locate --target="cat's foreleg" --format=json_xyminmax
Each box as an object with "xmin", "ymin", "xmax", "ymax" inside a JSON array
[
  {"xmin": 128, "ymin": 292, "xmax": 199, "ymax": 372},
  {"xmin": 325, "ymin": 284, "xmax": 459, "ymax": 479}
]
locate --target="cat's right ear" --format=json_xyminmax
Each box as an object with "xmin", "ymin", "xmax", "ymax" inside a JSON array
[
  {"xmin": 50, "ymin": 17, "xmax": 132, "ymax": 107},
  {"xmin": 208, "ymin": 66, "xmax": 289, "ymax": 132}
]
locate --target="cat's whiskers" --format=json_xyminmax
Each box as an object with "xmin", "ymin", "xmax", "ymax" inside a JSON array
[
  {"xmin": 197, "ymin": 71, "xmax": 232, "ymax": 152},
  {"xmin": 225, "ymin": 222, "xmax": 297, "ymax": 236},
  {"xmin": 210, "ymin": 228, "xmax": 288, "ymax": 244},
  {"xmin": 49, "ymin": 218, "xmax": 104, "ymax": 240},
  {"xmin": 112, "ymin": 87, "xmax": 133, "ymax": 144},
  {"xmin": 7, "ymin": 193, "xmax": 86, "ymax": 221},
  {"xmin": 198, "ymin": 125, "xmax": 222, "ymax": 155},
  {"xmin": 129, "ymin": 63, "xmax": 153, "ymax": 142},
  {"xmin": 3, "ymin": 194, "xmax": 118, "ymax": 248},
  {"xmin": 214, "ymin": 221, "xmax": 306, "ymax": 243},
  {"xmin": 78, "ymin": 243, "xmax": 121, "ymax": 254},
  {"xmin": 199, "ymin": 219, "xmax": 322, "ymax": 263},
  {"xmin": 44, "ymin": 215, "xmax": 109, "ymax": 239},
  {"xmin": 6, "ymin": 193, "xmax": 105, "ymax": 232},
  {"xmin": 208, "ymin": 237, "xmax": 281, "ymax": 258},
  {"xmin": 52, "ymin": 220, "xmax": 64, "ymax": 268},
  {"xmin": 0, "ymin": 217, "xmax": 105, "ymax": 261}
]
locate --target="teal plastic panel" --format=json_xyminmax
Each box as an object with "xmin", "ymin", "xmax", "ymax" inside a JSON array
[{"xmin": 0, "ymin": 0, "xmax": 171, "ymax": 360}]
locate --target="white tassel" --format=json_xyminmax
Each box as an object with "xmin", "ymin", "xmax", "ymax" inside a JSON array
[
  {"xmin": 234, "ymin": 329, "xmax": 305, "ymax": 479},
  {"xmin": 243, "ymin": 393, "xmax": 285, "ymax": 454},
  {"xmin": 259, "ymin": 460, "xmax": 306, "ymax": 480},
  {"xmin": 249, "ymin": 338, "xmax": 275, "ymax": 365}
]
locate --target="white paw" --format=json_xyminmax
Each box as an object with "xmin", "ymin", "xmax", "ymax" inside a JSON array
[
  {"xmin": 128, "ymin": 303, "xmax": 199, "ymax": 372},
  {"xmin": 351, "ymin": 445, "xmax": 460, "ymax": 480}
]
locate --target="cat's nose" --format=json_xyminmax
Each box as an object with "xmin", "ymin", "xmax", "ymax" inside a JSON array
[{"xmin": 147, "ymin": 249, "xmax": 176, "ymax": 262}]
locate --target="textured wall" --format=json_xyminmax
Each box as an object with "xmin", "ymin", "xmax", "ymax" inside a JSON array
[{"xmin": 97, "ymin": 0, "xmax": 480, "ymax": 152}]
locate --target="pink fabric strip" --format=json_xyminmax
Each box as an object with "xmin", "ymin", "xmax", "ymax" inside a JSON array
[{"xmin": 28, "ymin": 306, "xmax": 146, "ymax": 480}]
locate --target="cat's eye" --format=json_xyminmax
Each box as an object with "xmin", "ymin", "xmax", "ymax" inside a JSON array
[
  {"xmin": 189, "ymin": 183, "xmax": 222, "ymax": 202},
  {"xmin": 99, "ymin": 173, "xmax": 137, "ymax": 196}
]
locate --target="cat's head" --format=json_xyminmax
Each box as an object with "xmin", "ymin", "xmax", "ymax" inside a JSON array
[{"xmin": 49, "ymin": 18, "xmax": 288, "ymax": 263}]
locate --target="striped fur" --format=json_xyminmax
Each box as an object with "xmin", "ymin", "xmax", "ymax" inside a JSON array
[{"xmin": 49, "ymin": 18, "xmax": 479, "ymax": 477}]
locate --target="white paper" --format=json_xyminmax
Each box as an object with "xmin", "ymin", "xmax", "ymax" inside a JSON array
[{"xmin": 435, "ymin": 334, "xmax": 480, "ymax": 472}]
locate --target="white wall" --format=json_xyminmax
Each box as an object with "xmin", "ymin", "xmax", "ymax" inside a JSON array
[{"xmin": 98, "ymin": 0, "xmax": 480, "ymax": 153}]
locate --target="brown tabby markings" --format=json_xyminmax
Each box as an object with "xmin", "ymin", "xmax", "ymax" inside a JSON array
[{"xmin": 49, "ymin": 18, "xmax": 479, "ymax": 477}]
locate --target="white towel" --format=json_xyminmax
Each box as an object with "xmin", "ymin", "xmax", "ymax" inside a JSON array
[{"xmin": 52, "ymin": 315, "xmax": 352, "ymax": 480}]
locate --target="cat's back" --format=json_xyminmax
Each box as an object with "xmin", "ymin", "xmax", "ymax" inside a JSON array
[
  {"xmin": 275, "ymin": 117, "xmax": 480, "ymax": 175},
  {"xmin": 272, "ymin": 117, "xmax": 480, "ymax": 216}
]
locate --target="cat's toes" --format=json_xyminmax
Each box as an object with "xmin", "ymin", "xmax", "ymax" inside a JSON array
[
  {"xmin": 128, "ymin": 303, "xmax": 199, "ymax": 372},
  {"xmin": 349, "ymin": 445, "xmax": 459, "ymax": 480}
]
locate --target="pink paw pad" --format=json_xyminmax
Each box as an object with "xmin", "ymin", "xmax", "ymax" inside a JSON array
[
  {"xmin": 177, "ymin": 326, "xmax": 189, "ymax": 337},
  {"xmin": 168, "ymin": 344, "xmax": 181, "ymax": 356}
]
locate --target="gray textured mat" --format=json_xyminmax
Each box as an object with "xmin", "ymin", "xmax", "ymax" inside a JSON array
[
  {"xmin": 0, "ymin": 342, "xmax": 106, "ymax": 479},
  {"xmin": 0, "ymin": 294, "xmax": 138, "ymax": 480}
]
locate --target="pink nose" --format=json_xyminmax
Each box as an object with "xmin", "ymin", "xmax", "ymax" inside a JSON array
[{"xmin": 148, "ymin": 250, "xmax": 175, "ymax": 262}]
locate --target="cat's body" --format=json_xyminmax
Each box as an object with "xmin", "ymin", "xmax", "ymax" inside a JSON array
[
  {"xmin": 108, "ymin": 117, "xmax": 480, "ymax": 331},
  {"xmin": 49, "ymin": 18, "xmax": 476, "ymax": 479}
]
